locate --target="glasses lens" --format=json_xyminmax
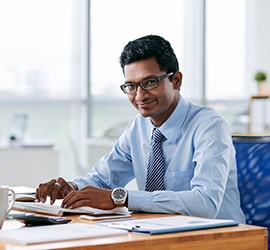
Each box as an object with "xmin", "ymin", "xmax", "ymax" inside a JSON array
[
  {"xmin": 123, "ymin": 83, "xmax": 136, "ymax": 94},
  {"xmin": 141, "ymin": 79, "xmax": 158, "ymax": 90}
]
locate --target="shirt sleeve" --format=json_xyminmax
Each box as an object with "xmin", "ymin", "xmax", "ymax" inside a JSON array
[{"xmin": 72, "ymin": 124, "xmax": 136, "ymax": 191}]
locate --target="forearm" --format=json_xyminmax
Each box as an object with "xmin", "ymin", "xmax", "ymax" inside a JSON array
[{"xmin": 127, "ymin": 189, "xmax": 217, "ymax": 218}]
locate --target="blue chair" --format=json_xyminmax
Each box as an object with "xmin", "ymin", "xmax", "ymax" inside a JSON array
[{"xmin": 233, "ymin": 135, "xmax": 270, "ymax": 249}]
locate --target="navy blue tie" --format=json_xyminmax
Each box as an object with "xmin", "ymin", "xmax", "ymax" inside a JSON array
[{"xmin": 145, "ymin": 129, "xmax": 165, "ymax": 192}]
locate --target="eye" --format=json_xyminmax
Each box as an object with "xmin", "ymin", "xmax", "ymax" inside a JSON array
[
  {"xmin": 124, "ymin": 83, "xmax": 136, "ymax": 91},
  {"xmin": 142, "ymin": 79, "xmax": 157, "ymax": 88}
]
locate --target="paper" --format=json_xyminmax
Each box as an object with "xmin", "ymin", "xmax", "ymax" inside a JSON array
[
  {"xmin": 10, "ymin": 186, "xmax": 37, "ymax": 202},
  {"xmin": 0, "ymin": 222, "xmax": 128, "ymax": 245},
  {"xmin": 101, "ymin": 215, "xmax": 239, "ymax": 234},
  {"xmin": 11, "ymin": 186, "xmax": 36, "ymax": 194},
  {"xmin": 13, "ymin": 201, "xmax": 130, "ymax": 217}
]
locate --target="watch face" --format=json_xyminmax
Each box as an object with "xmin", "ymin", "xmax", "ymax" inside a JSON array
[
  {"xmin": 112, "ymin": 188, "xmax": 127, "ymax": 206},
  {"xmin": 114, "ymin": 189, "xmax": 126, "ymax": 200}
]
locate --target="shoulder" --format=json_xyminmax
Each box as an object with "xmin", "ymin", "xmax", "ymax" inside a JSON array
[
  {"xmin": 192, "ymin": 108, "xmax": 232, "ymax": 145},
  {"xmin": 183, "ymin": 103, "xmax": 231, "ymax": 139},
  {"xmin": 185, "ymin": 103, "xmax": 226, "ymax": 128}
]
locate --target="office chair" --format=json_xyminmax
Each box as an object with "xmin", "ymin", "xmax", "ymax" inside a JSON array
[{"xmin": 233, "ymin": 135, "xmax": 270, "ymax": 249}]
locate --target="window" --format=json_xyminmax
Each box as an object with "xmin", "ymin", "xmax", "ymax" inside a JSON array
[
  {"xmin": 206, "ymin": 0, "xmax": 246, "ymax": 100},
  {"xmin": 0, "ymin": 0, "xmax": 84, "ymax": 99},
  {"xmin": 89, "ymin": 0, "xmax": 204, "ymax": 137},
  {"xmin": 0, "ymin": 0, "xmax": 86, "ymax": 179},
  {"xmin": 205, "ymin": 0, "xmax": 247, "ymax": 129}
]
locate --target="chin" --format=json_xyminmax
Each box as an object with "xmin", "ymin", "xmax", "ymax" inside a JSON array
[{"xmin": 138, "ymin": 109, "xmax": 151, "ymax": 118}]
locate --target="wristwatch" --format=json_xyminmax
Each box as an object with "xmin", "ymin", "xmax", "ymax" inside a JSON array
[{"xmin": 111, "ymin": 187, "xmax": 128, "ymax": 206}]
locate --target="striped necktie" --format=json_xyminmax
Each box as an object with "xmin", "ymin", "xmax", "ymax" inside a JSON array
[{"xmin": 145, "ymin": 128, "xmax": 165, "ymax": 192}]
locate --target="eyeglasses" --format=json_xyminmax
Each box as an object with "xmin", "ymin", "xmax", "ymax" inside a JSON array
[{"xmin": 120, "ymin": 72, "xmax": 174, "ymax": 94}]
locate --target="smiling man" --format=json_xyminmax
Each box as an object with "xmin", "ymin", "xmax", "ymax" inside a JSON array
[{"xmin": 36, "ymin": 35, "xmax": 245, "ymax": 224}]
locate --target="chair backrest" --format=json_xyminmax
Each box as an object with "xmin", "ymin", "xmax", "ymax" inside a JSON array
[{"xmin": 233, "ymin": 135, "xmax": 270, "ymax": 249}]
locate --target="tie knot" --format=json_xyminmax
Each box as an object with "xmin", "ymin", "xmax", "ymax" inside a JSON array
[{"xmin": 152, "ymin": 129, "xmax": 164, "ymax": 143}]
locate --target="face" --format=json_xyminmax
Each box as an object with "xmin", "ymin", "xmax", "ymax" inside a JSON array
[{"xmin": 123, "ymin": 58, "xmax": 182, "ymax": 127}]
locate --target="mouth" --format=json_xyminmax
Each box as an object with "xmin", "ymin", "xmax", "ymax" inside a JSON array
[{"xmin": 137, "ymin": 98, "xmax": 156, "ymax": 109}]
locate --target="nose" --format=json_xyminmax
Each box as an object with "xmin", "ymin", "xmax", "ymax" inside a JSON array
[{"xmin": 135, "ymin": 85, "xmax": 148, "ymax": 99}]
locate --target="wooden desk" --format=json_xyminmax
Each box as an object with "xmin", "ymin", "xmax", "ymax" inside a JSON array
[{"xmin": 0, "ymin": 213, "xmax": 268, "ymax": 250}]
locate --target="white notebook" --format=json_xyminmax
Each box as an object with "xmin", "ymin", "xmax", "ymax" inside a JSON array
[
  {"xmin": 13, "ymin": 201, "xmax": 130, "ymax": 217},
  {"xmin": 0, "ymin": 223, "xmax": 128, "ymax": 245},
  {"xmin": 101, "ymin": 215, "xmax": 239, "ymax": 234}
]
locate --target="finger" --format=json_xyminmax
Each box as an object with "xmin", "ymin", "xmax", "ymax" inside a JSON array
[
  {"xmin": 36, "ymin": 179, "xmax": 56, "ymax": 203},
  {"xmin": 49, "ymin": 182, "xmax": 62, "ymax": 205},
  {"xmin": 66, "ymin": 199, "xmax": 90, "ymax": 209},
  {"xmin": 35, "ymin": 187, "xmax": 41, "ymax": 202},
  {"xmin": 62, "ymin": 188, "xmax": 98, "ymax": 209},
  {"xmin": 61, "ymin": 190, "xmax": 80, "ymax": 208},
  {"xmin": 62, "ymin": 191, "xmax": 104, "ymax": 209},
  {"xmin": 57, "ymin": 177, "xmax": 67, "ymax": 187},
  {"xmin": 57, "ymin": 177, "xmax": 72, "ymax": 197}
]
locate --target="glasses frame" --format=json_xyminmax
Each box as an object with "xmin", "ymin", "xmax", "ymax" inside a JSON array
[{"xmin": 120, "ymin": 72, "xmax": 174, "ymax": 94}]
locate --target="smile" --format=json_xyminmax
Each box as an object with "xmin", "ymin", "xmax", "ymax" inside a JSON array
[{"xmin": 137, "ymin": 99, "xmax": 156, "ymax": 109}]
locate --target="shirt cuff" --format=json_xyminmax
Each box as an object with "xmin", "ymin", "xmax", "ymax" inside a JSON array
[{"xmin": 127, "ymin": 190, "xmax": 152, "ymax": 212}]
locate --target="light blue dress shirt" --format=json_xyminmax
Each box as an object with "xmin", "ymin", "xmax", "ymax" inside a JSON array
[{"xmin": 73, "ymin": 95, "xmax": 246, "ymax": 223}]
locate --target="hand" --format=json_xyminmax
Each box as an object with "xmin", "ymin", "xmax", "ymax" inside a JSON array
[
  {"xmin": 61, "ymin": 185, "xmax": 115, "ymax": 210},
  {"xmin": 36, "ymin": 177, "xmax": 77, "ymax": 205}
]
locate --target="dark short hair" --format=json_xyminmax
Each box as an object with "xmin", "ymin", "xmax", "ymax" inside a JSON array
[{"xmin": 119, "ymin": 35, "xmax": 179, "ymax": 74}]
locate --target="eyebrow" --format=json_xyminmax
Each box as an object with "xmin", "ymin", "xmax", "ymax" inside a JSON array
[{"xmin": 125, "ymin": 74, "xmax": 158, "ymax": 84}]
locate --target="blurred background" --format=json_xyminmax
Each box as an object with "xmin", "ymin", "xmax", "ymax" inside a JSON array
[{"xmin": 0, "ymin": 0, "xmax": 269, "ymax": 185}]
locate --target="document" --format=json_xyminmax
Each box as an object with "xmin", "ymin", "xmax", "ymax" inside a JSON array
[
  {"xmin": 13, "ymin": 201, "xmax": 130, "ymax": 217},
  {"xmin": 0, "ymin": 223, "xmax": 128, "ymax": 245},
  {"xmin": 11, "ymin": 186, "xmax": 36, "ymax": 194},
  {"xmin": 101, "ymin": 215, "xmax": 239, "ymax": 234},
  {"xmin": 11, "ymin": 186, "xmax": 36, "ymax": 202}
]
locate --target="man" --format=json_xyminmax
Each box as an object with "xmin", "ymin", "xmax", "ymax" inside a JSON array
[{"xmin": 36, "ymin": 35, "xmax": 245, "ymax": 223}]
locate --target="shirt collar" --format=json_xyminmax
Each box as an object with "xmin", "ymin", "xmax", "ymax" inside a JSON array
[{"xmin": 147, "ymin": 94, "xmax": 190, "ymax": 144}]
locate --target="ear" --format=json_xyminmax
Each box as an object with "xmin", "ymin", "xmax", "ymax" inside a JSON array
[{"xmin": 172, "ymin": 71, "xmax": 182, "ymax": 90}]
